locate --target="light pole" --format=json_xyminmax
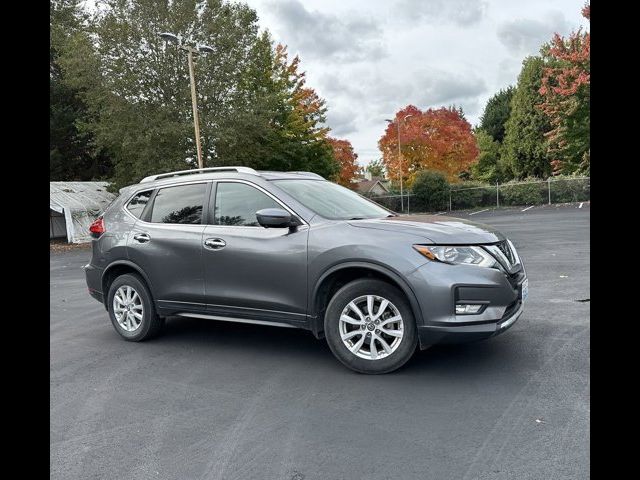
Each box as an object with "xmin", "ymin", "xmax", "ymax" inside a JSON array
[
  {"xmin": 159, "ymin": 32, "xmax": 214, "ymax": 170},
  {"xmin": 385, "ymin": 114, "xmax": 413, "ymax": 212}
]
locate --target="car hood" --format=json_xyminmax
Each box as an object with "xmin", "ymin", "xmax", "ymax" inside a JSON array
[{"xmin": 348, "ymin": 214, "xmax": 505, "ymax": 245}]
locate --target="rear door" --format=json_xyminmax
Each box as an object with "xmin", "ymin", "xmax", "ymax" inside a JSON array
[
  {"xmin": 127, "ymin": 181, "xmax": 210, "ymax": 312},
  {"xmin": 201, "ymin": 180, "xmax": 309, "ymax": 325}
]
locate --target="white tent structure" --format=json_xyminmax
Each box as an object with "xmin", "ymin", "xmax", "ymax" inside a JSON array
[{"xmin": 50, "ymin": 182, "xmax": 117, "ymax": 243}]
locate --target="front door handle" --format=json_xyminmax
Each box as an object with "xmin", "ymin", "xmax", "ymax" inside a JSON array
[
  {"xmin": 204, "ymin": 238, "xmax": 226, "ymax": 250},
  {"xmin": 133, "ymin": 233, "xmax": 151, "ymax": 243}
]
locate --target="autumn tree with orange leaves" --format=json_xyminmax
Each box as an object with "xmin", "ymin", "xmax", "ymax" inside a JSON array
[
  {"xmin": 327, "ymin": 137, "xmax": 360, "ymax": 187},
  {"xmin": 539, "ymin": 2, "xmax": 590, "ymax": 175},
  {"xmin": 379, "ymin": 105, "xmax": 478, "ymax": 185}
]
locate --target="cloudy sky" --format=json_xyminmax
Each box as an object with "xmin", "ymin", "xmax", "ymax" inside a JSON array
[{"xmin": 243, "ymin": 0, "xmax": 588, "ymax": 165}]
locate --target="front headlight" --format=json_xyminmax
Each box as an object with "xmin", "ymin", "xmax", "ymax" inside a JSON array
[{"xmin": 413, "ymin": 245, "xmax": 496, "ymax": 268}]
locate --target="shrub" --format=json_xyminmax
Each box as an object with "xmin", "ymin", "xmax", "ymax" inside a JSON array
[
  {"xmin": 411, "ymin": 170, "xmax": 449, "ymax": 212},
  {"xmin": 550, "ymin": 175, "xmax": 590, "ymax": 203},
  {"xmin": 451, "ymin": 181, "xmax": 496, "ymax": 209},
  {"xmin": 499, "ymin": 178, "xmax": 547, "ymax": 205}
]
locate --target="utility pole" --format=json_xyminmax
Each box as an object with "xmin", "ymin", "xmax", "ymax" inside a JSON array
[
  {"xmin": 385, "ymin": 114, "xmax": 413, "ymax": 213},
  {"xmin": 159, "ymin": 33, "xmax": 214, "ymax": 170}
]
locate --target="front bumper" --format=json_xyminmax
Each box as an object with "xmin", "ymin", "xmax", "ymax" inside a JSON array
[
  {"xmin": 405, "ymin": 258, "xmax": 526, "ymax": 348},
  {"xmin": 417, "ymin": 300, "xmax": 524, "ymax": 346}
]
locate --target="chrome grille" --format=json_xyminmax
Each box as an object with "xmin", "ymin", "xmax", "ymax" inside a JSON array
[{"xmin": 484, "ymin": 239, "xmax": 520, "ymax": 271}]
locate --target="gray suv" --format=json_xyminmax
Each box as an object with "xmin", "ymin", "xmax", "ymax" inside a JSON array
[{"xmin": 85, "ymin": 167, "xmax": 527, "ymax": 374}]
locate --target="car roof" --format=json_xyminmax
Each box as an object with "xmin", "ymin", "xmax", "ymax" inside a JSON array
[
  {"xmin": 139, "ymin": 168, "xmax": 323, "ymax": 185},
  {"xmin": 117, "ymin": 168, "xmax": 326, "ymax": 196},
  {"xmin": 257, "ymin": 171, "xmax": 324, "ymax": 181}
]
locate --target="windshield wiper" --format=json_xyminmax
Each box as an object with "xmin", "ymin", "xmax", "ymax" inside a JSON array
[{"xmin": 348, "ymin": 217, "xmax": 366, "ymax": 220}]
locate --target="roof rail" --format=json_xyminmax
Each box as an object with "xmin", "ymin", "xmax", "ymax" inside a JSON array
[
  {"xmin": 140, "ymin": 166, "xmax": 258, "ymax": 183},
  {"xmin": 287, "ymin": 171, "xmax": 325, "ymax": 180}
]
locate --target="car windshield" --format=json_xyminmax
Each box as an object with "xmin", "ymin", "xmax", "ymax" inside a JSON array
[{"xmin": 272, "ymin": 179, "xmax": 393, "ymax": 220}]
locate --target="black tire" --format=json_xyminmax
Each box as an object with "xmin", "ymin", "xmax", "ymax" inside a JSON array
[
  {"xmin": 324, "ymin": 278, "xmax": 418, "ymax": 374},
  {"xmin": 107, "ymin": 273, "xmax": 164, "ymax": 341}
]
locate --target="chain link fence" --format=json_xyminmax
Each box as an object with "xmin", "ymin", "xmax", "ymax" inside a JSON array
[{"xmin": 368, "ymin": 176, "xmax": 590, "ymax": 214}]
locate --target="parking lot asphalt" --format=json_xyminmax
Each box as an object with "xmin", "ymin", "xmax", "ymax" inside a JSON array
[{"xmin": 50, "ymin": 204, "xmax": 590, "ymax": 480}]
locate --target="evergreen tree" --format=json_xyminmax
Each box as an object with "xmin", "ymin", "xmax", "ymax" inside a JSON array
[
  {"xmin": 502, "ymin": 56, "xmax": 552, "ymax": 178},
  {"xmin": 50, "ymin": 0, "xmax": 111, "ymax": 180},
  {"xmin": 471, "ymin": 129, "xmax": 502, "ymax": 183},
  {"xmin": 479, "ymin": 87, "xmax": 514, "ymax": 143}
]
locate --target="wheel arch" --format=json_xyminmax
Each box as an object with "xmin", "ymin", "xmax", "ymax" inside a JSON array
[
  {"xmin": 310, "ymin": 262, "xmax": 424, "ymax": 339},
  {"xmin": 101, "ymin": 261, "xmax": 155, "ymax": 310}
]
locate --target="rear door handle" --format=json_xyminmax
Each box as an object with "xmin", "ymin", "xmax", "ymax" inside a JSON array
[
  {"xmin": 204, "ymin": 238, "xmax": 226, "ymax": 250},
  {"xmin": 133, "ymin": 233, "xmax": 151, "ymax": 243}
]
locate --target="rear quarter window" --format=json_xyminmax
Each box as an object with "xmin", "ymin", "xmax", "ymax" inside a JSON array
[{"xmin": 126, "ymin": 190, "xmax": 153, "ymax": 219}]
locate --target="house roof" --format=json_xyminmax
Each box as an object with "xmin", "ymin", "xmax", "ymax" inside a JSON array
[
  {"xmin": 352, "ymin": 175, "xmax": 387, "ymax": 182},
  {"xmin": 354, "ymin": 179, "xmax": 389, "ymax": 194}
]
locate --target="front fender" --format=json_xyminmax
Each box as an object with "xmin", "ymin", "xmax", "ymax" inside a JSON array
[{"xmin": 309, "ymin": 258, "xmax": 425, "ymax": 333}]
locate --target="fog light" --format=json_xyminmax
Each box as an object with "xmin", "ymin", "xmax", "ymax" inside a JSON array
[{"xmin": 455, "ymin": 304, "xmax": 484, "ymax": 314}]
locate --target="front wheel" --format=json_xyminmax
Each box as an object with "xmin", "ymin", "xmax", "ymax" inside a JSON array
[{"xmin": 324, "ymin": 278, "xmax": 418, "ymax": 374}]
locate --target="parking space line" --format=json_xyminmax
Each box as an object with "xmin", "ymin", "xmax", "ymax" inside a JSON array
[{"xmin": 469, "ymin": 209, "xmax": 489, "ymax": 216}]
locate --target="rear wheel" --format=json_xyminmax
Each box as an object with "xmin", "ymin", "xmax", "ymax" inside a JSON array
[
  {"xmin": 107, "ymin": 274, "xmax": 164, "ymax": 341},
  {"xmin": 324, "ymin": 278, "xmax": 418, "ymax": 374}
]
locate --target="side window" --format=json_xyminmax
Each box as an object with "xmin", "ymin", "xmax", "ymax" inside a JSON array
[
  {"xmin": 126, "ymin": 190, "xmax": 153, "ymax": 219},
  {"xmin": 150, "ymin": 183, "xmax": 206, "ymax": 224},
  {"xmin": 214, "ymin": 182, "xmax": 281, "ymax": 226}
]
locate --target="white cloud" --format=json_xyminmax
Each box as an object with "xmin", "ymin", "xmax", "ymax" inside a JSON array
[
  {"xmin": 393, "ymin": 0, "xmax": 487, "ymax": 26},
  {"xmin": 265, "ymin": 0, "xmax": 386, "ymax": 62},
  {"xmin": 244, "ymin": 0, "xmax": 588, "ymax": 164},
  {"xmin": 497, "ymin": 11, "xmax": 570, "ymax": 55},
  {"xmin": 326, "ymin": 107, "xmax": 358, "ymax": 136}
]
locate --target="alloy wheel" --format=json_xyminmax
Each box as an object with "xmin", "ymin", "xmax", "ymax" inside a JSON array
[
  {"xmin": 339, "ymin": 295, "xmax": 404, "ymax": 360},
  {"xmin": 113, "ymin": 285, "xmax": 144, "ymax": 332}
]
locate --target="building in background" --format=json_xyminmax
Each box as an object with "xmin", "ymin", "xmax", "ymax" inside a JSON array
[
  {"xmin": 50, "ymin": 182, "xmax": 116, "ymax": 243},
  {"xmin": 351, "ymin": 170, "xmax": 391, "ymax": 195}
]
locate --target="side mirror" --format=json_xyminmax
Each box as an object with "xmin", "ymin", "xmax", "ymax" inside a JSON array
[{"xmin": 256, "ymin": 208, "xmax": 299, "ymax": 228}]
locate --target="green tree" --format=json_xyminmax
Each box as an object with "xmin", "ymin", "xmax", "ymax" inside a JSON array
[
  {"xmin": 50, "ymin": 0, "xmax": 111, "ymax": 180},
  {"xmin": 366, "ymin": 159, "xmax": 385, "ymax": 177},
  {"xmin": 411, "ymin": 170, "xmax": 449, "ymax": 211},
  {"xmin": 58, "ymin": 0, "xmax": 338, "ymax": 188},
  {"xmin": 479, "ymin": 87, "xmax": 514, "ymax": 143},
  {"xmin": 260, "ymin": 44, "xmax": 338, "ymax": 178},
  {"xmin": 59, "ymin": 0, "xmax": 274, "ymax": 188},
  {"xmin": 502, "ymin": 56, "xmax": 552, "ymax": 178},
  {"xmin": 471, "ymin": 129, "xmax": 502, "ymax": 183}
]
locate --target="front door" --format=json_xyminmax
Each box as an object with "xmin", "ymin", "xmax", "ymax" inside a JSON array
[{"xmin": 202, "ymin": 181, "xmax": 308, "ymax": 325}]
